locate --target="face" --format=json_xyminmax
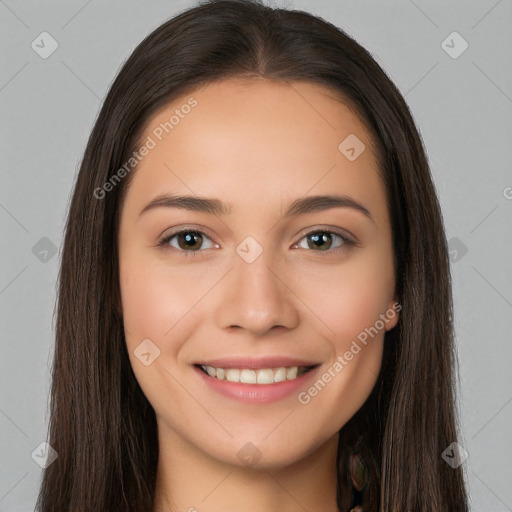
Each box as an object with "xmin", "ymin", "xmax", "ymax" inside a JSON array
[{"xmin": 118, "ymin": 79, "xmax": 399, "ymax": 469}]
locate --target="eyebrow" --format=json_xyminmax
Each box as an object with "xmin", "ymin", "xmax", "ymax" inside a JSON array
[{"xmin": 138, "ymin": 193, "xmax": 374, "ymax": 222}]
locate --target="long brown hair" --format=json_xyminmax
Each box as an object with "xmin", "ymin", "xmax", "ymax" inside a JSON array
[{"xmin": 36, "ymin": 1, "xmax": 469, "ymax": 510}]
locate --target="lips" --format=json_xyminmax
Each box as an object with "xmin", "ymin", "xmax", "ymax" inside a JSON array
[{"xmin": 192, "ymin": 360, "xmax": 321, "ymax": 403}]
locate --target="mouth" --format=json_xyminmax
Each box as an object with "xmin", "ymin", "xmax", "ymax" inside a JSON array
[{"xmin": 194, "ymin": 364, "xmax": 317, "ymax": 385}]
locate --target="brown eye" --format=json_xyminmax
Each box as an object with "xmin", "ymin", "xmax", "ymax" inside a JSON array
[
  {"xmin": 159, "ymin": 230, "xmax": 216, "ymax": 253},
  {"xmin": 296, "ymin": 230, "xmax": 354, "ymax": 252},
  {"xmin": 176, "ymin": 231, "xmax": 203, "ymax": 251},
  {"xmin": 306, "ymin": 232, "xmax": 335, "ymax": 251}
]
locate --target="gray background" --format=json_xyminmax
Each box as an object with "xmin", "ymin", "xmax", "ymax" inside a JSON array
[{"xmin": 1, "ymin": 0, "xmax": 511, "ymax": 510}]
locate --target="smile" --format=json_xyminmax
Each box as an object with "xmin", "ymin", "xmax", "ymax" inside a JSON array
[{"xmin": 198, "ymin": 365, "xmax": 314, "ymax": 384}]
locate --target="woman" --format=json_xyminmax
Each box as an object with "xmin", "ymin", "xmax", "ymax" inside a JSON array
[{"xmin": 36, "ymin": 0, "xmax": 469, "ymax": 510}]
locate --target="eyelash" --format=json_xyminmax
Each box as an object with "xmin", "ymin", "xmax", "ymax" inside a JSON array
[{"xmin": 156, "ymin": 227, "xmax": 357, "ymax": 257}]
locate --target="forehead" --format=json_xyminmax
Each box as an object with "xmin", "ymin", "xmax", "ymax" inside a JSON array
[{"xmin": 121, "ymin": 79, "xmax": 387, "ymax": 225}]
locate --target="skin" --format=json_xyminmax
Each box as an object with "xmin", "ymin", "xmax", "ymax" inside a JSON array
[{"xmin": 118, "ymin": 78, "xmax": 399, "ymax": 512}]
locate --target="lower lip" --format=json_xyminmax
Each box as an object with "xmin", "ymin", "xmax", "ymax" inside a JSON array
[{"xmin": 193, "ymin": 365, "xmax": 320, "ymax": 403}]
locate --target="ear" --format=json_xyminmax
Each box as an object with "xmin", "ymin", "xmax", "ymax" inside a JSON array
[{"xmin": 384, "ymin": 298, "xmax": 401, "ymax": 331}]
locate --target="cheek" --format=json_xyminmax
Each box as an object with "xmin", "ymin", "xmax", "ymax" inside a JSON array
[
  {"xmin": 293, "ymin": 264, "xmax": 390, "ymax": 428},
  {"xmin": 119, "ymin": 254, "xmax": 211, "ymax": 411},
  {"xmin": 291, "ymin": 249, "xmax": 394, "ymax": 351},
  {"xmin": 119, "ymin": 252, "xmax": 213, "ymax": 345},
  {"xmin": 291, "ymin": 250, "xmax": 393, "ymax": 426}
]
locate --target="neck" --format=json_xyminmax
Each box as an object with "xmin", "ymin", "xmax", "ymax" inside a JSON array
[{"xmin": 152, "ymin": 428, "xmax": 341, "ymax": 512}]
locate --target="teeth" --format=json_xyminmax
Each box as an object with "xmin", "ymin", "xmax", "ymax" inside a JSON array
[
  {"xmin": 259, "ymin": 368, "xmax": 277, "ymax": 384},
  {"xmin": 286, "ymin": 367, "xmax": 298, "ymax": 380},
  {"xmin": 240, "ymin": 369, "xmax": 256, "ymax": 384},
  {"xmin": 200, "ymin": 365, "xmax": 310, "ymax": 384},
  {"xmin": 225, "ymin": 369, "xmax": 239, "ymax": 382},
  {"xmin": 274, "ymin": 367, "xmax": 286, "ymax": 383}
]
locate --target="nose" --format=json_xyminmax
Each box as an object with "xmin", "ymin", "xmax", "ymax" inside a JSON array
[{"xmin": 214, "ymin": 249, "xmax": 300, "ymax": 336}]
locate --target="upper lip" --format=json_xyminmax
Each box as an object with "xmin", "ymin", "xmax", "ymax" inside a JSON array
[{"xmin": 194, "ymin": 356, "xmax": 320, "ymax": 369}]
